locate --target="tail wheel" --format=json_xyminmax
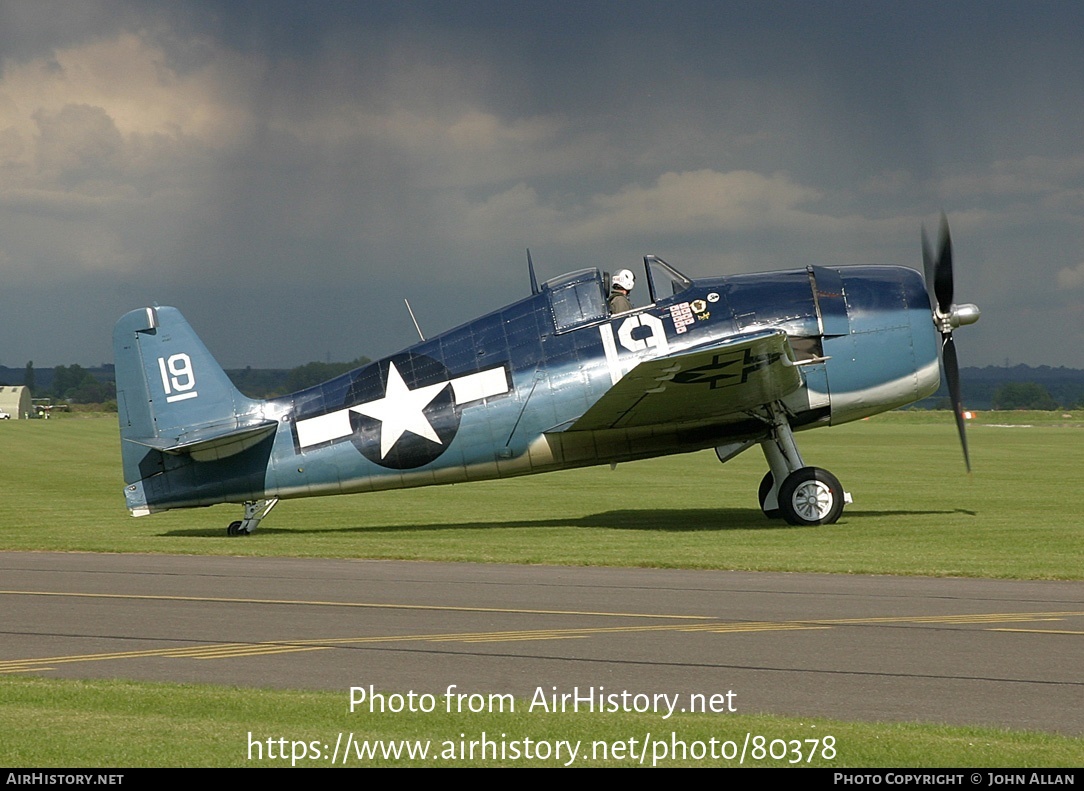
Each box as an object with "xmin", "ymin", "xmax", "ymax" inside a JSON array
[
  {"xmin": 758, "ymin": 472, "xmax": 781, "ymax": 519},
  {"xmin": 778, "ymin": 467, "xmax": 845, "ymax": 526}
]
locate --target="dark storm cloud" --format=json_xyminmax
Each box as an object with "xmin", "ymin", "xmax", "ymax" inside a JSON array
[{"xmin": 1, "ymin": 1, "xmax": 1083, "ymax": 369}]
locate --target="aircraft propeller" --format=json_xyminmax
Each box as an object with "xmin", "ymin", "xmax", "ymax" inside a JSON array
[{"xmin": 921, "ymin": 215, "xmax": 981, "ymax": 471}]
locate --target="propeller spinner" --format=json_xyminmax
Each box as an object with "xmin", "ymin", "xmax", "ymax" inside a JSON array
[{"xmin": 921, "ymin": 215, "xmax": 980, "ymax": 471}]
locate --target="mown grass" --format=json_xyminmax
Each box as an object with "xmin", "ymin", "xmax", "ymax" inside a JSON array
[
  {"xmin": 2, "ymin": 414, "xmax": 1081, "ymax": 768},
  {"xmin": 1, "ymin": 677, "xmax": 1080, "ymax": 768},
  {"xmin": 1, "ymin": 414, "xmax": 1081, "ymax": 578}
]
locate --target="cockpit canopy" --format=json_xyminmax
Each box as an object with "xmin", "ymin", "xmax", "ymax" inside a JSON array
[
  {"xmin": 542, "ymin": 256, "xmax": 693, "ymax": 334},
  {"xmin": 543, "ymin": 268, "xmax": 608, "ymax": 333}
]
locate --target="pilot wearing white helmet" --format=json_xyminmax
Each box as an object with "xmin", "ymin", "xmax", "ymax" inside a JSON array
[{"xmin": 609, "ymin": 269, "xmax": 635, "ymax": 314}]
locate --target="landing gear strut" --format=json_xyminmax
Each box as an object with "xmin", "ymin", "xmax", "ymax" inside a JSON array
[
  {"xmin": 226, "ymin": 498, "xmax": 279, "ymax": 536},
  {"xmin": 758, "ymin": 402, "xmax": 849, "ymax": 526}
]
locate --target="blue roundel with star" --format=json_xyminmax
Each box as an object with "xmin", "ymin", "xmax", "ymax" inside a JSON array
[{"xmin": 344, "ymin": 353, "xmax": 462, "ymax": 469}]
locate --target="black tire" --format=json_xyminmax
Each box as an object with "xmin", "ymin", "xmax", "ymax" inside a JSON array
[
  {"xmin": 778, "ymin": 467, "xmax": 845, "ymax": 526},
  {"xmin": 758, "ymin": 471, "xmax": 781, "ymax": 519},
  {"xmin": 227, "ymin": 520, "xmax": 244, "ymax": 536}
]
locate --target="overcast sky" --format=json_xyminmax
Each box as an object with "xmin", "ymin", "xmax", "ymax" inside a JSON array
[{"xmin": 2, "ymin": 1, "xmax": 1082, "ymax": 370}]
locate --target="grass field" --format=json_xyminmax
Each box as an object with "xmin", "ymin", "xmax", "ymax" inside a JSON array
[
  {"xmin": 1, "ymin": 413, "xmax": 1082, "ymax": 766},
  {"xmin": 1, "ymin": 413, "xmax": 1081, "ymax": 578},
  {"xmin": 2, "ymin": 677, "xmax": 1080, "ymax": 768}
]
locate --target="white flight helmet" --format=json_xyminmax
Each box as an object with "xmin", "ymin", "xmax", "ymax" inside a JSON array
[{"xmin": 612, "ymin": 269, "xmax": 635, "ymax": 291}]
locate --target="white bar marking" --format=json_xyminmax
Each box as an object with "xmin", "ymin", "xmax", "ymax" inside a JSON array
[
  {"xmin": 450, "ymin": 367, "xmax": 509, "ymax": 403},
  {"xmin": 296, "ymin": 409, "xmax": 354, "ymax": 448}
]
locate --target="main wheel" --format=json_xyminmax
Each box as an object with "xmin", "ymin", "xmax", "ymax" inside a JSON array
[
  {"xmin": 758, "ymin": 472, "xmax": 781, "ymax": 519},
  {"xmin": 227, "ymin": 520, "xmax": 245, "ymax": 536},
  {"xmin": 777, "ymin": 467, "xmax": 845, "ymax": 526}
]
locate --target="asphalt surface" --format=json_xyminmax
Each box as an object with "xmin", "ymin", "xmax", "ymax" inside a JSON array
[{"xmin": 2, "ymin": 551, "xmax": 1082, "ymax": 735}]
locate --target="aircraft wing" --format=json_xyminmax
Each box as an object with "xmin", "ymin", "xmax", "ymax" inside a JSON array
[{"xmin": 564, "ymin": 329, "xmax": 801, "ymax": 432}]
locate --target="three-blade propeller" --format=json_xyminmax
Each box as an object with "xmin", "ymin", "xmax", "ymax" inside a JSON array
[{"xmin": 921, "ymin": 215, "xmax": 981, "ymax": 472}]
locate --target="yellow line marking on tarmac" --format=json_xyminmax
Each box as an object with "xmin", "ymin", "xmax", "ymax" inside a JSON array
[
  {"xmin": 327, "ymin": 626, "xmax": 671, "ymax": 643},
  {"xmin": 184, "ymin": 646, "xmax": 330, "ymax": 659},
  {"xmin": 805, "ymin": 612, "xmax": 1084, "ymax": 626},
  {"xmin": 680, "ymin": 623, "xmax": 833, "ymax": 633},
  {"xmin": 0, "ymin": 621, "xmax": 830, "ymax": 670},
  {"xmin": 159, "ymin": 644, "xmax": 329, "ymax": 659},
  {"xmin": 0, "ymin": 645, "xmax": 214, "ymax": 669},
  {"xmin": 0, "ymin": 589, "xmax": 706, "ymax": 620},
  {"xmin": 3, "ymin": 609, "xmax": 1083, "ymax": 672},
  {"xmin": 457, "ymin": 635, "xmax": 589, "ymax": 643}
]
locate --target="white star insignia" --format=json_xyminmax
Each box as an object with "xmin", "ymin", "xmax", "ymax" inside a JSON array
[{"xmin": 350, "ymin": 361, "xmax": 449, "ymax": 458}]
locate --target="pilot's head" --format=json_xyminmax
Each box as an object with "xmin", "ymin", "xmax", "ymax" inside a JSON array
[{"xmin": 612, "ymin": 269, "xmax": 635, "ymax": 293}]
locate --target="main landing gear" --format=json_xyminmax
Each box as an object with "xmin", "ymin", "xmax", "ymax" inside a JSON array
[
  {"xmin": 226, "ymin": 498, "xmax": 279, "ymax": 536},
  {"xmin": 757, "ymin": 403, "xmax": 850, "ymax": 526}
]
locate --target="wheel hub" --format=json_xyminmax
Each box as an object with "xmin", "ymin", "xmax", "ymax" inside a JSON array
[{"xmin": 792, "ymin": 480, "xmax": 834, "ymax": 521}]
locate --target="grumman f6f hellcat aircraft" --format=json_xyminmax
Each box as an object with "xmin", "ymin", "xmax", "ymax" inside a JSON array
[{"xmin": 114, "ymin": 218, "xmax": 979, "ymax": 534}]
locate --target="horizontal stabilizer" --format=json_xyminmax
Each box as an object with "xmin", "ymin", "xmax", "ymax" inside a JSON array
[
  {"xmin": 560, "ymin": 329, "xmax": 800, "ymax": 432},
  {"xmin": 126, "ymin": 417, "xmax": 279, "ymax": 462}
]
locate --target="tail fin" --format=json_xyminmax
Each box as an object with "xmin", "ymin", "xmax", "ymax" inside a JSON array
[{"xmin": 114, "ymin": 306, "xmax": 277, "ymax": 513}]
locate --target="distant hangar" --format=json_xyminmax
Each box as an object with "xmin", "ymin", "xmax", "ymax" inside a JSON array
[{"xmin": 0, "ymin": 386, "xmax": 31, "ymax": 419}]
